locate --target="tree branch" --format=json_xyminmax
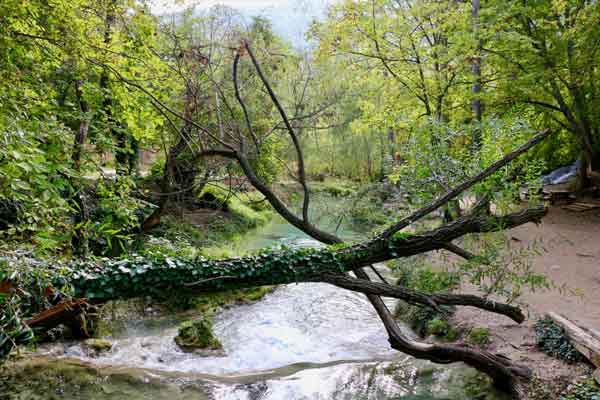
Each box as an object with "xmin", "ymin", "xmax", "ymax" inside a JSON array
[
  {"xmin": 379, "ymin": 129, "xmax": 552, "ymax": 239},
  {"xmin": 241, "ymin": 41, "xmax": 311, "ymax": 223},
  {"xmin": 233, "ymin": 51, "xmax": 261, "ymax": 152},
  {"xmin": 319, "ymin": 274, "xmax": 525, "ymax": 323}
]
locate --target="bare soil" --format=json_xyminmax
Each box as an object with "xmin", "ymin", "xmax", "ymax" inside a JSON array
[{"xmin": 452, "ymin": 205, "xmax": 600, "ymax": 397}]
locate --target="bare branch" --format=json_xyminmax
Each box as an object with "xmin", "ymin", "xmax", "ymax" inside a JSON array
[
  {"xmin": 319, "ymin": 274, "xmax": 525, "ymax": 323},
  {"xmin": 442, "ymin": 242, "xmax": 480, "ymax": 261},
  {"xmin": 233, "ymin": 51, "xmax": 261, "ymax": 152},
  {"xmin": 241, "ymin": 40, "xmax": 312, "ymax": 223}
]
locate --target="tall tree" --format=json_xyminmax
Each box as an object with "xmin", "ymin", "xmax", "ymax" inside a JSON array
[{"xmin": 487, "ymin": 0, "xmax": 600, "ymax": 187}]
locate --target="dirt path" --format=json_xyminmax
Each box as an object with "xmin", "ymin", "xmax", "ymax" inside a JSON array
[
  {"xmin": 452, "ymin": 205, "xmax": 600, "ymax": 393},
  {"xmin": 511, "ymin": 206, "xmax": 600, "ymax": 328}
]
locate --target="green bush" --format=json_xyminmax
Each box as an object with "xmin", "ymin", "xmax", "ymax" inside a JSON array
[
  {"xmin": 346, "ymin": 182, "xmax": 394, "ymax": 229},
  {"xmin": 147, "ymin": 156, "xmax": 165, "ymax": 182},
  {"xmin": 465, "ymin": 327, "xmax": 491, "ymax": 347},
  {"xmin": 535, "ymin": 317, "xmax": 583, "ymax": 363},
  {"xmin": 395, "ymin": 303, "xmax": 455, "ymax": 338},
  {"xmin": 393, "ymin": 261, "xmax": 460, "ymax": 293},
  {"xmin": 393, "ymin": 261, "xmax": 460, "ymax": 338},
  {"xmin": 561, "ymin": 378, "xmax": 600, "ymax": 400},
  {"xmin": 426, "ymin": 318, "xmax": 459, "ymax": 341},
  {"xmin": 90, "ymin": 178, "xmax": 155, "ymax": 255}
]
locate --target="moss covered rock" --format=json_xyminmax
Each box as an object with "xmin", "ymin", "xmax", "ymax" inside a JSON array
[
  {"xmin": 197, "ymin": 184, "xmax": 269, "ymax": 228},
  {"xmin": 174, "ymin": 318, "xmax": 222, "ymax": 352},
  {"xmin": 84, "ymin": 339, "xmax": 113, "ymax": 353},
  {"xmin": 0, "ymin": 358, "xmax": 208, "ymax": 400}
]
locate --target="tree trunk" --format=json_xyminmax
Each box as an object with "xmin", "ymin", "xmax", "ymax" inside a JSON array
[
  {"xmin": 71, "ymin": 80, "xmax": 90, "ymax": 256},
  {"xmin": 66, "ymin": 205, "xmax": 543, "ymax": 300},
  {"xmin": 471, "ymin": 0, "xmax": 483, "ymax": 150},
  {"xmin": 140, "ymin": 82, "xmax": 202, "ymax": 232},
  {"xmin": 546, "ymin": 312, "xmax": 600, "ymax": 368}
]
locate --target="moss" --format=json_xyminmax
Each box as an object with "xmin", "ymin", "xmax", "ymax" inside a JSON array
[
  {"xmin": 198, "ymin": 184, "xmax": 270, "ymax": 228},
  {"xmin": 174, "ymin": 317, "xmax": 222, "ymax": 351},
  {"xmin": 391, "ymin": 231, "xmax": 413, "ymax": 241},
  {"xmin": 0, "ymin": 359, "xmax": 206, "ymax": 400},
  {"xmin": 310, "ymin": 181, "xmax": 356, "ymax": 197},
  {"xmin": 466, "ymin": 327, "xmax": 491, "ymax": 347},
  {"xmin": 327, "ymin": 243, "xmax": 352, "ymax": 251},
  {"xmin": 83, "ymin": 339, "xmax": 113, "ymax": 353},
  {"xmin": 190, "ymin": 286, "xmax": 275, "ymax": 314}
]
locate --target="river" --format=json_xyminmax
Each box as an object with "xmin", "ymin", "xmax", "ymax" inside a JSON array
[{"xmin": 0, "ymin": 209, "xmax": 507, "ymax": 400}]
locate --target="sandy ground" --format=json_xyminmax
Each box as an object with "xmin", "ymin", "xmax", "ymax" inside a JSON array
[
  {"xmin": 511, "ymin": 206, "xmax": 600, "ymax": 329},
  {"xmin": 451, "ymin": 205, "xmax": 600, "ymax": 393}
]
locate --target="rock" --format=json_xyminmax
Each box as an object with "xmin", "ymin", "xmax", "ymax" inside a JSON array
[
  {"xmin": 84, "ymin": 338, "xmax": 113, "ymax": 353},
  {"xmin": 594, "ymin": 369, "xmax": 600, "ymax": 385},
  {"xmin": 174, "ymin": 317, "xmax": 222, "ymax": 352}
]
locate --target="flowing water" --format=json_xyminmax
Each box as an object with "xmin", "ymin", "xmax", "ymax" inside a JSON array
[{"xmin": 1, "ymin": 210, "xmax": 507, "ymax": 400}]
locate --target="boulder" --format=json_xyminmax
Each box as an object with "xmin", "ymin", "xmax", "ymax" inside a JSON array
[{"xmin": 174, "ymin": 317, "xmax": 222, "ymax": 352}]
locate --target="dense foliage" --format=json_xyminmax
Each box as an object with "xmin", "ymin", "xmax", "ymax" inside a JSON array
[
  {"xmin": 3, "ymin": 0, "xmax": 597, "ymax": 253},
  {"xmin": 535, "ymin": 316, "xmax": 584, "ymax": 363}
]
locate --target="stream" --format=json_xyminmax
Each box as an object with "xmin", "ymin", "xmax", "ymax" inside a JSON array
[{"xmin": 1, "ymin": 211, "xmax": 507, "ymax": 400}]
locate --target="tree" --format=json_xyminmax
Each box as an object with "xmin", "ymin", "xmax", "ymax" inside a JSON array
[{"xmin": 486, "ymin": 0, "xmax": 600, "ymax": 187}]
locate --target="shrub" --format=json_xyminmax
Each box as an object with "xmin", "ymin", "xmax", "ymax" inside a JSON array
[
  {"xmin": 346, "ymin": 182, "xmax": 394, "ymax": 229},
  {"xmin": 393, "ymin": 260, "xmax": 460, "ymax": 338},
  {"xmin": 426, "ymin": 318, "xmax": 459, "ymax": 341},
  {"xmin": 561, "ymin": 377, "xmax": 600, "ymax": 400},
  {"xmin": 535, "ymin": 317, "xmax": 583, "ymax": 363},
  {"xmin": 466, "ymin": 327, "xmax": 491, "ymax": 347},
  {"xmin": 393, "ymin": 261, "xmax": 460, "ymax": 293},
  {"xmin": 147, "ymin": 156, "xmax": 165, "ymax": 182}
]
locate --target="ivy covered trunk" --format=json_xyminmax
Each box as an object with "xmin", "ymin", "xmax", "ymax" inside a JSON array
[{"xmin": 62, "ymin": 207, "xmax": 544, "ymax": 302}]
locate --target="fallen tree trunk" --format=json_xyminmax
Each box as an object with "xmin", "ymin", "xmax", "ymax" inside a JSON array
[
  {"xmin": 7, "ymin": 204, "xmax": 542, "ymax": 397},
  {"xmin": 546, "ymin": 312, "xmax": 600, "ymax": 368},
  {"xmin": 65, "ymin": 205, "xmax": 546, "ymax": 304},
  {"xmin": 25, "ymin": 299, "xmax": 91, "ymax": 339}
]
